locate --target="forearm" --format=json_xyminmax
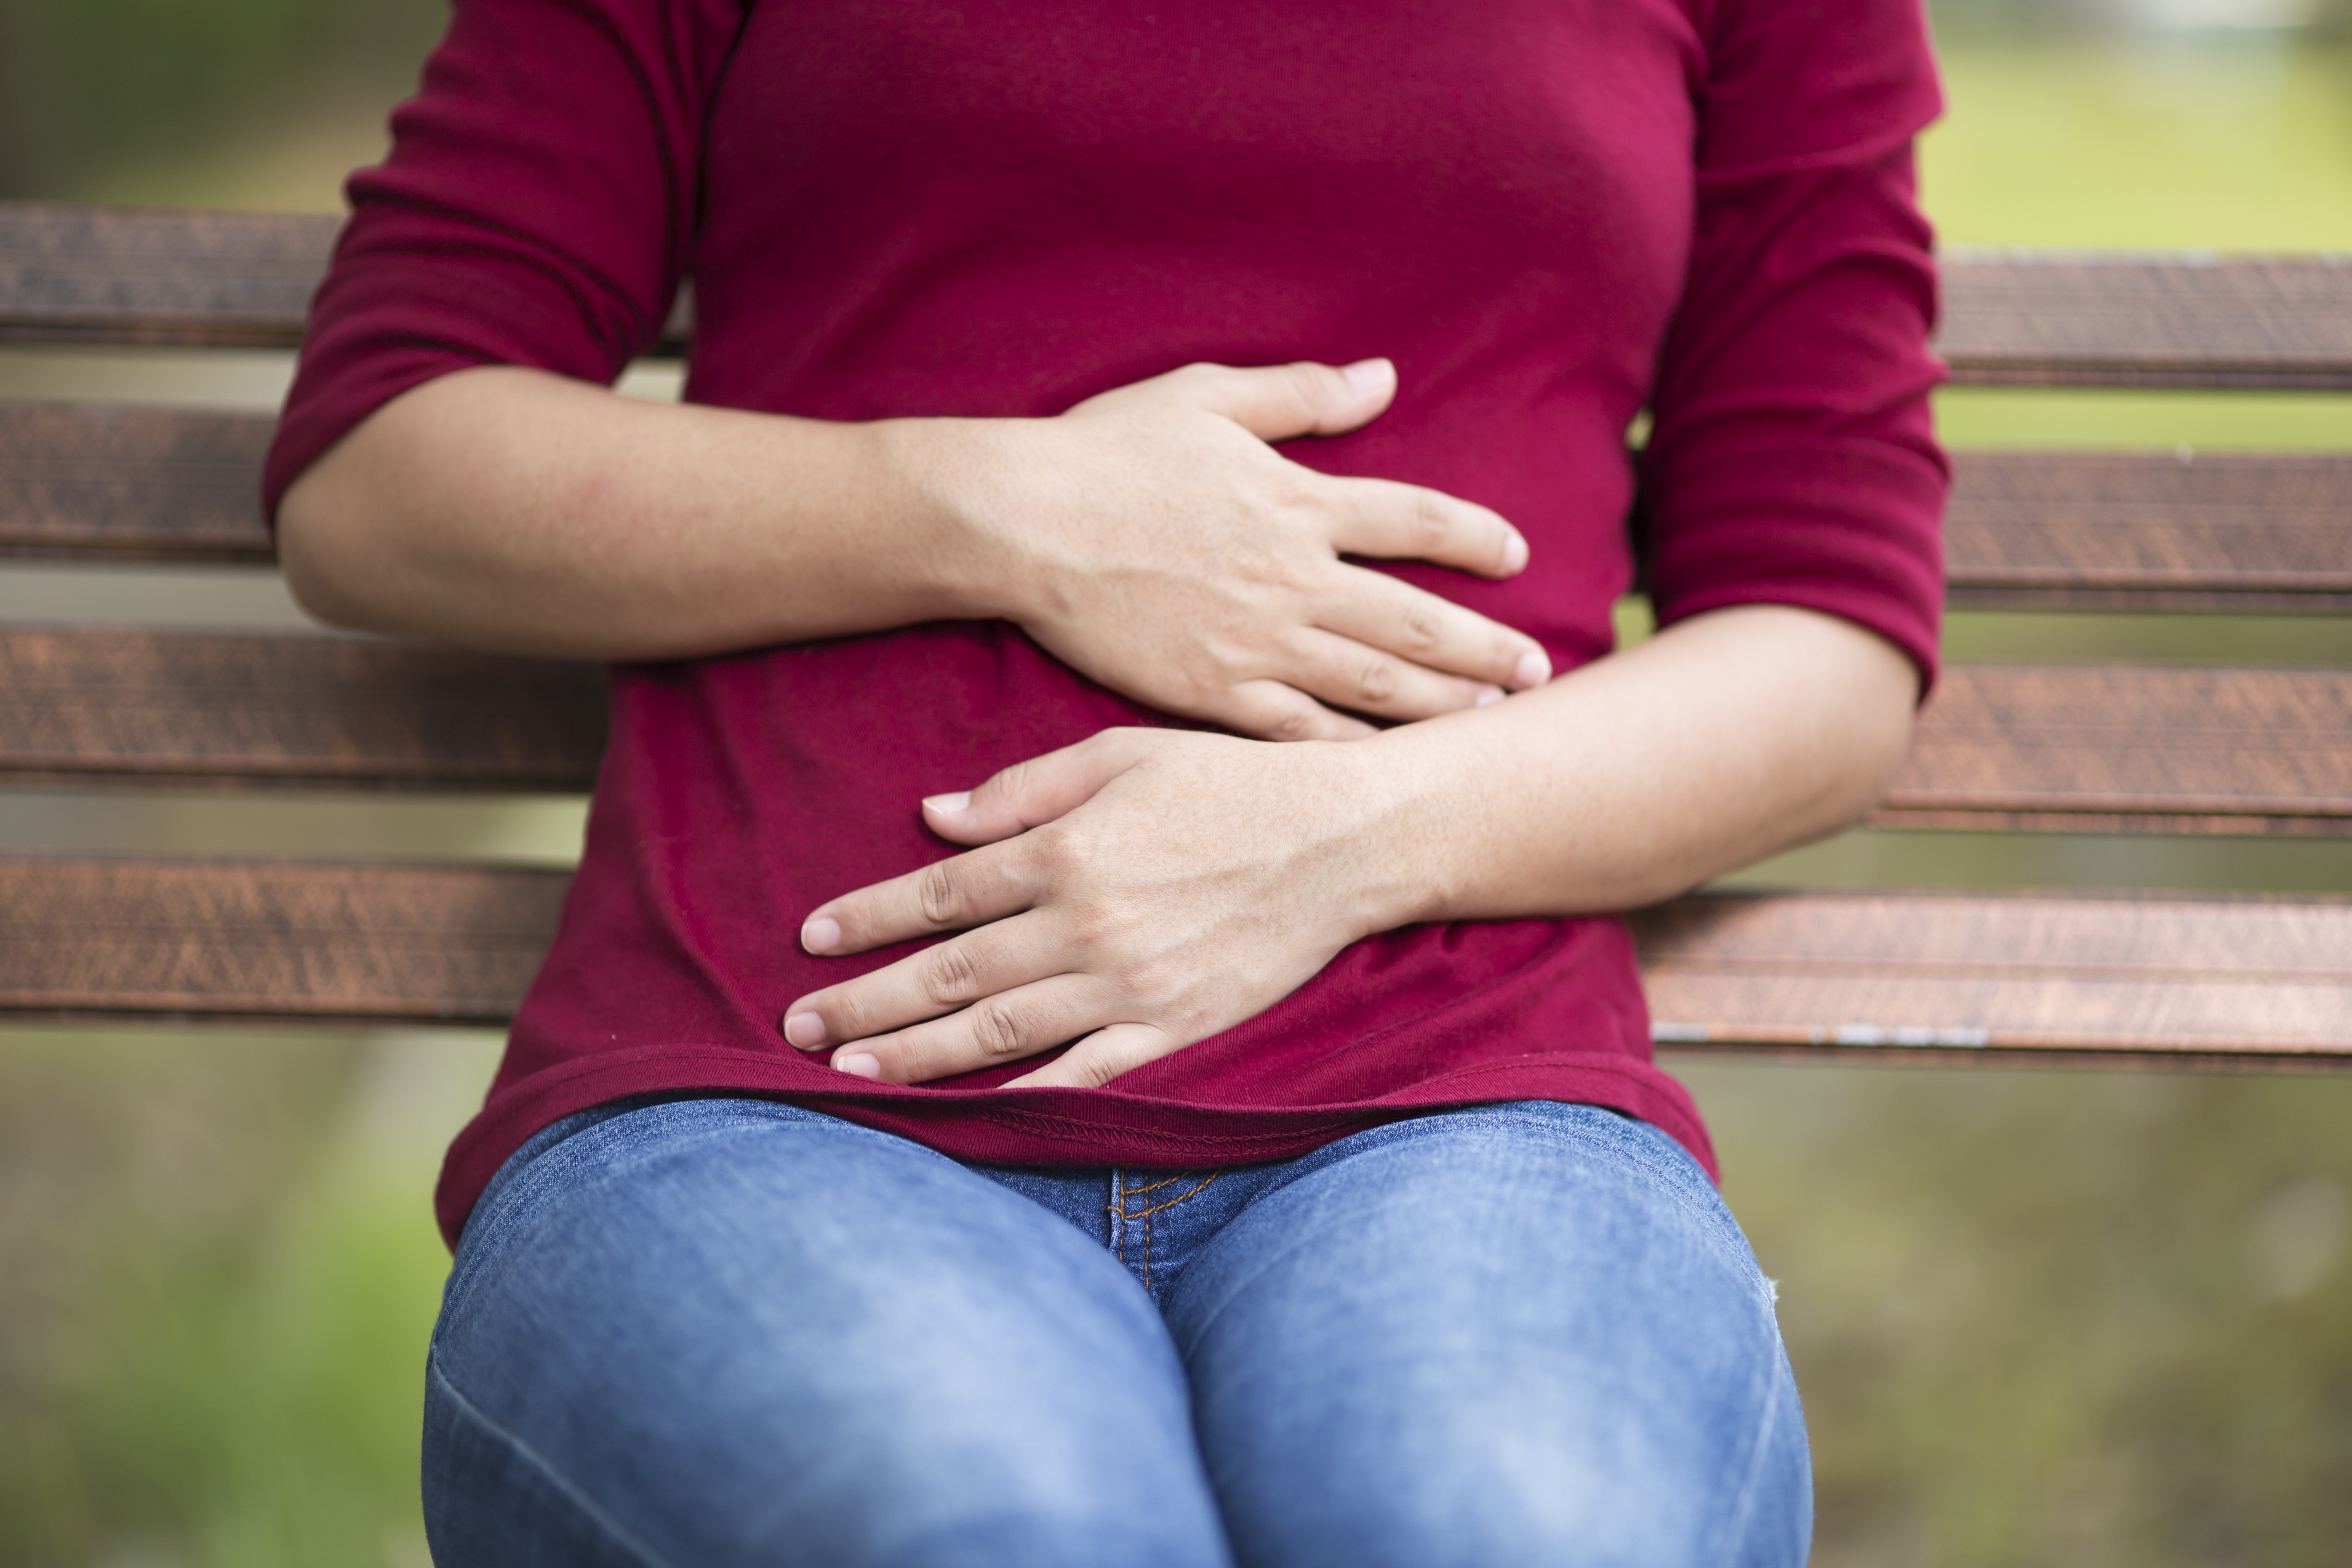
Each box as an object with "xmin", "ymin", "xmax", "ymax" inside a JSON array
[
  {"xmin": 1351, "ymin": 604, "xmax": 1920, "ymax": 927},
  {"xmin": 277, "ymin": 367, "xmax": 999, "ymax": 659}
]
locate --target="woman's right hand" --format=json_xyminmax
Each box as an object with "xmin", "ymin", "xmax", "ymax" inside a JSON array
[{"xmin": 900, "ymin": 359, "xmax": 1550, "ymax": 741}]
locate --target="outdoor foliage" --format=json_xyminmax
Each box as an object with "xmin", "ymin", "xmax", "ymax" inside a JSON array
[{"xmin": 0, "ymin": 0, "xmax": 439, "ymax": 197}]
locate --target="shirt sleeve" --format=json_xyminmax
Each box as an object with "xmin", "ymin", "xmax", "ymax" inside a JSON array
[
  {"xmin": 1637, "ymin": 0, "xmax": 1950, "ymax": 691},
  {"xmin": 262, "ymin": 0, "xmax": 750, "ymax": 522}
]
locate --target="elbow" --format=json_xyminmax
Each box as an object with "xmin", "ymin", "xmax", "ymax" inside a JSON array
[
  {"xmin": 275, "ymin": 462, "xmax": 383, "ymax": 631},
  {"xmin": 1843, "ymin": 700, "xmax": 1916, "ymax": 823},
  {"xmin": 1816, "ymin": 661, "xmax": 1920, "ymax": 835}
]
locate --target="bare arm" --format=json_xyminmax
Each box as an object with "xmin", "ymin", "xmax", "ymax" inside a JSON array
[
  {"xmin": 277, "ymin": 360, "xmax": 1556, "ymax": 741},
  {"xmin": 778, "ymin": 602, "xmax": 1917, "ymax": 1085}
]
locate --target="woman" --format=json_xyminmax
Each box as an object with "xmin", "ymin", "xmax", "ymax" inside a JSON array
[{"xmin": 269, "ymin": 0, "xmax": 1945, "ymax": 1562}]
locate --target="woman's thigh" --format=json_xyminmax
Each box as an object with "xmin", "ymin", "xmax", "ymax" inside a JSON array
[
  {"xmin": 423, "ymin": 1097, "xmax": 1231, "ymax": 1568},
  {"xmin": 1163, "ymin": 1101, "xmax": 1810, "ymax": 1568}
]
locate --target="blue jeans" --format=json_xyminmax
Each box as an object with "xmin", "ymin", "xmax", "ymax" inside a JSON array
[{"xmin": 423, "ymin": 1097, "xmax": 1809, "ymax": 1567}]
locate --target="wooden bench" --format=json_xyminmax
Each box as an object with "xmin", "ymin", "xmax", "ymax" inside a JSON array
[{"xmin": 3, "ymin": 201, "xmax": 2348, "ymax": 1066}]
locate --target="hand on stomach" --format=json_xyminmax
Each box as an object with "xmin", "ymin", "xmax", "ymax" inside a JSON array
[
  {"xmin": 778, "ymin": 726, "xmax": 1420, "ymax": 1089},
  {"xmin": 915, "ymin": 356, "xmax": 1551, "ymax": 740}
]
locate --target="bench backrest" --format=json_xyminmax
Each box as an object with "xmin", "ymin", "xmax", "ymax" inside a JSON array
[{"xmin": 3, "ymin": 202, "xmax": 2348, "ymax": 1060}]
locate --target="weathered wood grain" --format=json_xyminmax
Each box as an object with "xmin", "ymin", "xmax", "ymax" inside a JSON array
[
  {"xmin": 0, "ymin": 856, "xmax": 569, "ymax": 1022},
  {"xmin": 8, "ymin": 205, "xmax": 2347, "ymax": 385},
  {"xmin": 1881, "ymin": 665, "xmax": 2352, "ymax": 834},
  {"xmin": 0, "ymin": 629, "xmax": 606, "ymax": 790},
  {"xmin": 0, "ymin": 204, "xmax": 337, "ymax": 349},
  {"xmin": 1938, "ymin": 251, "xmax": 2352, "ymax": 389},
  {"xmin": 1632, "ymin": 891, "xmax": 2352, "ymax": 1058},
  {"xmin": 7, "ymin": 864, "xmax": 2343, "ymax": 1053},
  {"xmin": 0, "ymin": 202, "xmax": 690, "ymax": 354},
  {"xmin": 1946, "ymin": 450, "xmax": 2352, "ymax": 613},
  {"xmin": 13, "ymin": 418, "xmax": 2352, "ymax": 623},
  {"xmin": 0, "ymin": 403, "xmax": 275, "ymax": 561},
  {"xmin": 6, "ymin": 633, "xmax": 2349, "ymax": 832}
]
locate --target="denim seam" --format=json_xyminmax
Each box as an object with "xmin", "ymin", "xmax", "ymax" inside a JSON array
[
  {"xmin": 1109, "ymin": 1171, "xmax": 1218, "ymax": 1292},
  {"xmin": 427, "ymin": 1350, "xmax": 678, "ymax": 1568}
]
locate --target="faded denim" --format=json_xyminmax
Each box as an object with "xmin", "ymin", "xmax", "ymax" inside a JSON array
[{"xmin": 423, "ymin": 1096, "xmax": 1810, "ymax": 1567}]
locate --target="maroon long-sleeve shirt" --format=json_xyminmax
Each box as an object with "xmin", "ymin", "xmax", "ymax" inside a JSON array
[{"xmin": 265, "ymin": 0, "xmax": 1948, "ymax": 1248}]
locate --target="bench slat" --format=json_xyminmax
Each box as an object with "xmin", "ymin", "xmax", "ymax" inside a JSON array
[
  {"xmin": 0, "ymin": 856, "xmax": 569, "ymax": 1023},
  {"xmin": 4, "ymin": 631, "xmax": 2349, "ymax": 830},
  {"xmin": 1945, "ymin": 450, "xmax": 2352, "ymax": 612},
  {"xmin": 6, "ymin": 858, "xmax": 2343, "ymax": 1058},
  {"xmin": 8, "ymin": 204, "xmax": 2350, "ymax": 387},
  {"xmin": 13, "ymin": 410, "xmax": 2350, "ymax": 620},
  {"xmin": 0, "ymin": 204, "xmax": 337, "ymax": 350},
  {"xmin": 0, "ymin": 403, "xmax": 277, "ymax": 562},
  {"xmin": 1938, "ymin": 251, "xmax": 2352, "ymax": 389},
  {"xmin": 1633, "ymin": 890, "xmax": 2352, "ymax": 1060},
  {"xmin": 0, "ymin": 202, "xmax": 690, "ymax": 353},
  {"xmin": 1882, "ymin": 664, "xmax": 2352, "ymax": 833},
  {"xmin": 0, "ymin": 628, "xmax": 606, "ymax": 790}
]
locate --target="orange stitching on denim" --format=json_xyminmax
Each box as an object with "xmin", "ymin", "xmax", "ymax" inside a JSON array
[{"xmin": 1111, "ymin": 1172, "xmax": 1218, "ymax": 1292}]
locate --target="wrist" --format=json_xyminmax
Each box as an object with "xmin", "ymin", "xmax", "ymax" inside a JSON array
[
  {"xmin": 864, "ymin": 416, "xmax": 1056, "ymax": 625},
  {"xmin": 1311, "ymin": 728, "xmax": 1467, "ymax": 937}
]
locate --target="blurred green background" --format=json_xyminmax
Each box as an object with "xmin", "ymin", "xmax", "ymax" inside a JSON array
[{"xmin": 1, "ymin": 0, "xmax": 2350, "ymax": 1563}]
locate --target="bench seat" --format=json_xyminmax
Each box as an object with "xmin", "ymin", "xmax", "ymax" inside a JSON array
[{"xmin": 3, "ymin": 200, "xmax": 2346, "ymax": 1064}]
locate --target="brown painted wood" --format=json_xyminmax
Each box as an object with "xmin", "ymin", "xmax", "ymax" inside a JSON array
[
  {"xmin": 1946, "ymin": 450, "xmax": 2352, "ymax": 613},
  {"xmin": 13, "ymin": 416, "xmax": 2352, "ymax": 619},
  {"xmin": 0, "ymin": 856, "xmax": 569, "ymax": 1022},
  {"xmin": 0, "ymin": 629, "xmax": 606, "ymax": 790},
  {"xmin": 0, "ymin": 403, "xmax": 275, "ymax": 561},
  {"xmin": 1938, "ymin": 251, "xmax": 2352, "ymax": 389},
  {"xmin": 1883, "ymin": 665, "xmax": 2352, "ymax": 833},
  {"xmin": 8, "ymin": 204, "xmax": 2343, "ymax": 383},
  {"xmin": 10, "ymin": 866, "xmax": 2344, "ymax": 1050},
  {"xmin": 1632, "ymin": 890, "xmax": 2352, "ymax": 1058},
  {"xmin": 0, "ymin": 202, "xmax": 691, "ymax": 354},
  {"xmin": 6, "ymin": 632, "xmax": 2346, "ymax": 830},
  {"xmin": 0, "ymin": 204, "xmax": 337, "ymax": 349}
]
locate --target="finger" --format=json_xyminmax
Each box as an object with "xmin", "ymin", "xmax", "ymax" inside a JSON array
[
  {"xmin": 782, "ymin": 912, "xmax": 1055, "ymax": 1051},
  {"xmin": 1218, "ymin": 679, "xmax": 1380, "ymax": 743},
  {"xmin": 829, "ymin": 975, "xmax": 1115, "ymax": 1084},
  {"xmin": 800, "ymin": 839, "xmax": 1036, "ymax": 958},
  {"xmin": 1315, "ymin": 570, "xmax": 1552, "ymax": 692},
  {"xmin": 1280, "ymin": 626, "xmax": 1507, "ymax": 722},
  {"xmin": 919, "ymin": 729, "xmax": 1146, "ymax": 846},
  {"xmin": 1322, "ymin": 475, "xmax": 1530, "ymax": 578},
  {"xmin": 1167, "ymin": 358, "xmax": 1396, "ymax": 443},
  {"xmin": 1002, "ymin": 1022, "xmax": 1177, "ymax": 1090}
]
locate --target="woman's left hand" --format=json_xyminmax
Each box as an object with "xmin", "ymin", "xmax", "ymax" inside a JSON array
[{"xmin": 780, "ymin": 728, "xmax": 1418, "ymax": 1088}]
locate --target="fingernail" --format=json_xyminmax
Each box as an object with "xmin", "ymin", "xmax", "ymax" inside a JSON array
[
  {"xmin": 922, "ymin": 791, "xmax": 971, "ymax": 815},
  {"xmin": 1513, "ymin": 651, "xmax": 1551, "ymax": 689},
  {"xmin": 782, "ymin": 1011, "xmax": 830, "ymax": 1049},
  {"xmin": 802, "ymin": 916, "xmax": 841, "ymax": 954},
  {"xmin": 1501, "ymin": 532, "xmax": 1529, "ymax": 573},
  {"xmin": 833, "ymin": 1051, "xmax": 882, "ymax": 1079},
  {"xmin": 1340, "ymin": 358, "xmax": 1395, "ymax": 396},
  {"xmin": 1475, "ymin": 686, "xmax": 1504, "ymax": 707}
]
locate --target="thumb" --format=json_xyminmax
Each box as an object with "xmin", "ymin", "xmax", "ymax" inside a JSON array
[
  {"xmin": 921, "ymin": 731, "xmax": 1145, "ymax": 845},
  {"xmin": 1177, "ymin": 358, "xmax": 1397, "ymax": 443}
]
